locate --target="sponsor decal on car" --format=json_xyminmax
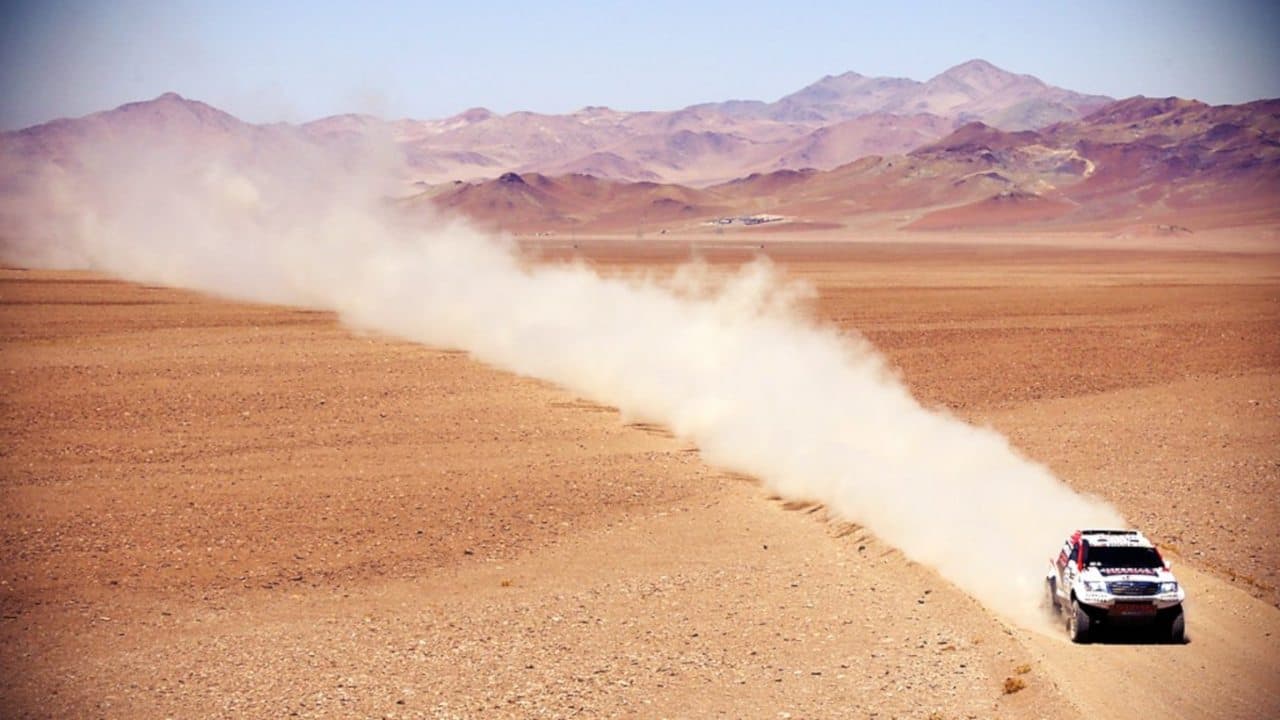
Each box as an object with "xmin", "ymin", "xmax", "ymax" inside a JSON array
[{"xmin": 1098, "ymin": 567, "xmax": 1158, "ymax": 576}]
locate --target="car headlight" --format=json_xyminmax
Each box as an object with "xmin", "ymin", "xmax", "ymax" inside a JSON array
[
  {"xmin": 1159, "ymin": 582, "xmax": 1178, "ymax": 594},
  {"xmin": 1083, "ymin": 581, "xmax": 1107, "ymax": 593}
]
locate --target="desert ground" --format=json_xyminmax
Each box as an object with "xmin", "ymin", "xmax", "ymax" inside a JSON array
[{"xmin": 2, "ymin": 228, "xmax": 1278, "ymax": 718}]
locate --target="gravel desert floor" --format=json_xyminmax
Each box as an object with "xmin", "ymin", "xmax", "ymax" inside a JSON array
[{"xmin": 2, "ymin": 231, "xmax": 1278, "ymax": 718}]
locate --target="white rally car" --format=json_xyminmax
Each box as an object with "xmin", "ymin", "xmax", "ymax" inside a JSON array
[{"xmin": 1046, "ymin": 529, "xmax": 1186, "ymax": 643}]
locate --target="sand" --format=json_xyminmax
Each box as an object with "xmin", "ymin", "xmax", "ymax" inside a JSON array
[{"xmin": 1, "ymin": 233, "xmax": 1278, "ymax": 718}]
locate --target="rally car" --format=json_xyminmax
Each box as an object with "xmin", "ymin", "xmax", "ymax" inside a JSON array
[{"xmin": 1046, "ymin": 529, "xmax": 1186, "ymax": 643}]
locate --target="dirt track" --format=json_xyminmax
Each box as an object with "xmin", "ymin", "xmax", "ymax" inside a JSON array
[{"xmin": 1, "ymin": 238, "xmax": 1278, "ymax": 718}]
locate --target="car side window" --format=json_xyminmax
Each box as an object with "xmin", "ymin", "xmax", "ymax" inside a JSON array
[{"xmin": 1066, "ymin": 542, "xmax": 1078, "ymax": 567}]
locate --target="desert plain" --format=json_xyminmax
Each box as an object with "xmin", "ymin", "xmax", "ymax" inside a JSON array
[{"xmin": 1, "ymin": 226, "xmax": 1278, "ymax": 719}]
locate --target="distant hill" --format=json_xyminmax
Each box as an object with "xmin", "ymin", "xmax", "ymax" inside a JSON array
[
  {"xmin": 3, "ymin": 59, "xmax": 1115, "ymax": 189},
  {"xmin": 419, "ymin": 97, "xmax": 1279, "ymax": 233},
  {"xmin": 716, "ymin": 96, "xmax": 1280, "ymax": 231},
  {"xmin": 424, "ymin": 172, "xmax": 727, "ymax": 233},
  {"xmin": 4, "ymin": 76, "xmax": 1274, "ymax": 235},
  {"xmin": 379, "ymin": 59, "xmax": 1111, "ymax": 186},
  {"xmin": 705, "ymin": 59, "xmax": 1110, "ymax": 129}
]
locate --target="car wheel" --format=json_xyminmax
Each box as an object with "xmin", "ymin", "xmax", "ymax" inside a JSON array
[
  {"xmin": 1167, "ymin": 606, "xmax": 1185, "ymax": 644},
  {"xmin": 1068, "ymin": 599, "xmax": 1091, "ymax": 643}
]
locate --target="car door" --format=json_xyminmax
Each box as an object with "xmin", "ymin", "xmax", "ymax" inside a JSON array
[{"xmin": 1055, "ymin": 539, "xmax": 1078, "ymax": 600}]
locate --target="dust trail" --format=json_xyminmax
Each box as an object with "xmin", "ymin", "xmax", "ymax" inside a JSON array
[{"xmin": 0, "ymin": 128, "xmax": 1122, "ymax": 630}]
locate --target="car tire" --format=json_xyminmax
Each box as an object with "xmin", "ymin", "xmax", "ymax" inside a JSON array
[
  {"xmin": 1068, "ymin": 599, "xmax": 1091, "ymax": 643},
  {"xmin": 1167, "ymin": 606, "xmax": 1186, "ymax": 644},
  {"xmin": 1046, "ymin": 577, "xmax": 1059, "ymax": 612}
]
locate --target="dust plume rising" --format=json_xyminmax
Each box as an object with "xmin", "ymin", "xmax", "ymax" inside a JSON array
[{"xmin": 0, "ymin": 131, "xmax": 1122, "ymax": 630}]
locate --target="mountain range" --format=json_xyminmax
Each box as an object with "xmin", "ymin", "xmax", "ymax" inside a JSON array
[
  {"xmin": 303, "ymin": 59, "xmax": 1112, "ymax": 186},
  {"xmin": 420, "ymin": 97, "xmax": 1280, "ymax": 233},
  {"xmin": 3, "ymin": 60, "xmax": 1276, "ymax": 234}
]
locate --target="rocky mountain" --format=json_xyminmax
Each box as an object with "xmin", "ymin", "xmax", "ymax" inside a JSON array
[
  {"xmin": 2, "ymin": 60, "xmax": 1113, "ymax": 189},
  {"xmin": 690, "ymin": 60, "xmax": 1109, "ymax": 128},
  {"xmin": 0, "ymin": 92, "xmax": 268, "ymax": 165},
  {"xmin": 390, "ymin": 59, "xmax": 1108, "ymax": 185},
  {"xmin": 6, "ymin": 71, "xmax": 1271, "ymax": 235},
  {"xmin": 422, "ymin": 171, "xmax": 727, "ymax": 233},
  {"xmin": 767, "ymin": 113, "xmax": 957, "ymax": 172},
  {"xmin": 716, "ymin": 95, "xmax": 1280, "ymax": 231},
  {"xmin": 417, "ymin": 97, "xmax": 1279, "ymax": 232}
]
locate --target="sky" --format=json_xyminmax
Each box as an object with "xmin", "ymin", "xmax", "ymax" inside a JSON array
[{"xmin": 1, "ymin": 0, "xmax": 1277, "ymax": 130}]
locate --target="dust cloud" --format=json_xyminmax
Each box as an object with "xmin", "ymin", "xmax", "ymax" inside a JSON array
[{"xmin": 0, "ymin": 130, "xmax": 1123, "ymax": 630}]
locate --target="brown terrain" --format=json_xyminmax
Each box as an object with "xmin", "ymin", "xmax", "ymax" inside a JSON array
[
  {"xmin": 1, "ymin": 59, "xmax": 1277, "ymax": 718},
  {"xmin": 2, "ymin": 227, "xmax": 1278, "ymax": 718}
]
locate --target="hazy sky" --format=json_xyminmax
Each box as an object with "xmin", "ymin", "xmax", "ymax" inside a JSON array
[{"xmin": 2, "ymin": 0, "xmax": 1277, "ymax": 129}]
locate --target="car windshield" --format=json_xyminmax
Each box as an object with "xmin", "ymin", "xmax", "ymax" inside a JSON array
[{"xmin": 1084, "ymin": 545, "xmax": 1162, "ymax": 568}]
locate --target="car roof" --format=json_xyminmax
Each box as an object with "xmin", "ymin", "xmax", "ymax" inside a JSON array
[{"xmin": 1076, "ymin": 529, "xmax": 1154, "ymax": 547}]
